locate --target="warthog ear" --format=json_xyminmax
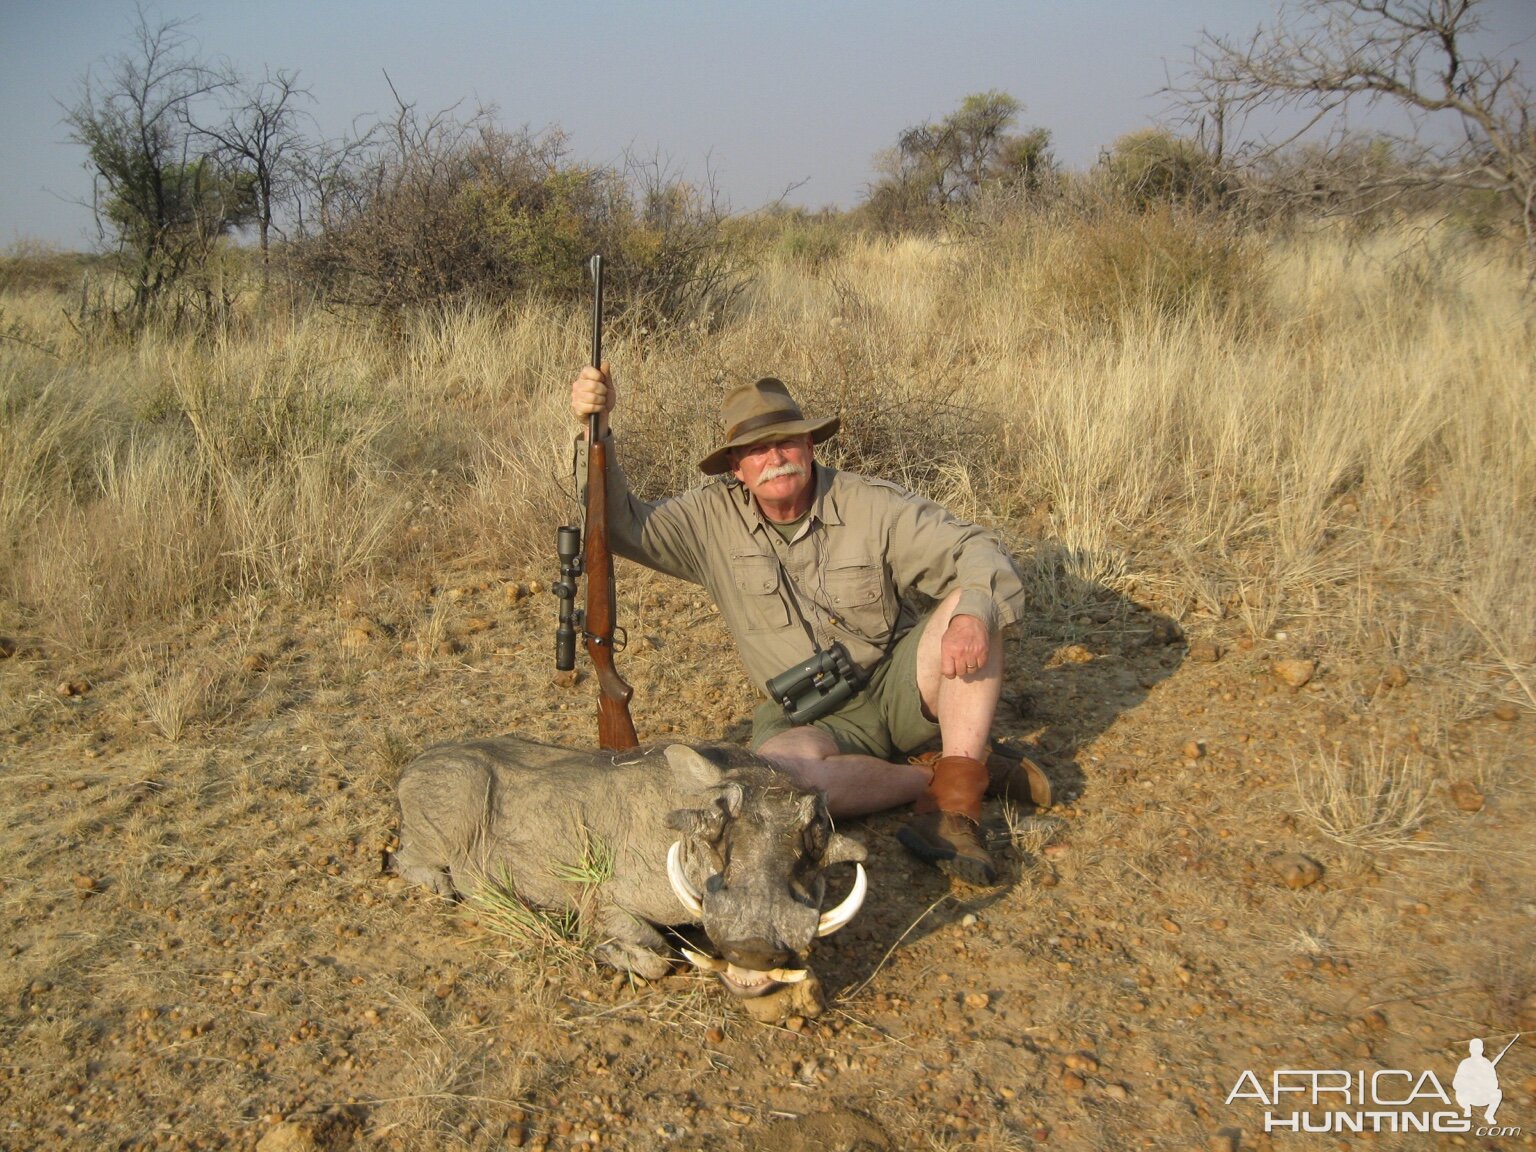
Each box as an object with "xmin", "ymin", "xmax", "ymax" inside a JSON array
[
  {"xmin": 823, "ymin": 832, "xmax": 867, "ymax": 865},
  {"xmin": 661, "ymin": 744, "xmax": 726, "ymax": 790}
]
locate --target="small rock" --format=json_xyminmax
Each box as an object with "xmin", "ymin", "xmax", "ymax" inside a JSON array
[
  {"xmin": 1188, "ymin": 639, "xmax": 1222, "ymax": 663},
  {"xmin": 963, "ymin": 992, "xmax": 990, "ymax": 1010},
  {"xmin": 341, "ymin": 627, "xmax": 372, "ymax": 650},
  {"xmin": 1272, "ymin": 658, "xmax": 1316, "ymax": 688},
  {"xmin": 73, "ymin": 874, "xmax": 98, "ymax": 893},
  {"xmin": 1160, "ymin": 918, "xmax": 1182, "ymax": 935},
  {"xmin": 1492, "ymin": 702, "xmax": 1520, "ymax": 723},
  {"xmin": 1273, "ymin": 853, "xmax": 1324, "ymax": 890},
  {"xmin": 1061, "ymin": 1070, "xmax": 1086, "ymax": 1092},
  {"xmin": 1382, "ymin": 664, "xmax": 1409, "ymax": 688},
  {"xmin": 1208, "ymin": 1134, "xmax": 1237, "ymax": 1152},
  {"xmin": 57, "ymin": 678, "xmax": 90, "ymax": 698},
  {"xmin": 460, "ymin": 617, "xmax": 494, "ymax": 635},
  {"xmin": 1064, "ymin": 1053, "xmax": 1099, "ymax": 1072},
  {"xmin": 1053, "ymin": 644, "xmax": 1095, "ymax": 665},
  {"xmin": 1151, "ymin": 619, "xmax": 1184, "ymax": 645},
  {"xmin": 1182, "ymin": 740, "xmax": 1205, "ymax": 760},
  {"xmin": 1104, "ymin": 1084, "xmax": 1129, "ymax": 1101},
  {"xmin": 1448, "ymin": 780, "xmax": 1485, "ymax": 812},
  {"xmin": 0, "ymin": 636, "xmax": 15, "ymax": 659},
  {"xmin": 552, "ymin": 670, "xmax": 580, "ymax": 690},
  {"xmin": 504, "ymin": 583, "xmax": 529, "ymax": 604},
  {"xmin": 740, "ymin": 972, "xmax": 825, "ymax": 1024}
]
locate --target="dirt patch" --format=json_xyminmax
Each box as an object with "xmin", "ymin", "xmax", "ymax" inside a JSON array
[{"xmin": 1, "ymin": 564, "xmax": 1531, "ymax": 1150}]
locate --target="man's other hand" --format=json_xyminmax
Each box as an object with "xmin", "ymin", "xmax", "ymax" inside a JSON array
[{"xmin": 940, "ymin": 614, "xmax": 991, "ymax": 679}]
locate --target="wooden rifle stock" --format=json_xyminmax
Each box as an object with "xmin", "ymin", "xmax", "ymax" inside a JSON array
[{"xmin": 583, "ymin": 255, "xmax": 639, "ymax": 751}]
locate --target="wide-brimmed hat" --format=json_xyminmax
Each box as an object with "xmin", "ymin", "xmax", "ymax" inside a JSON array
[{"xmin": 698, "ymin": 377, "xmax": 840, "ymax": 475}]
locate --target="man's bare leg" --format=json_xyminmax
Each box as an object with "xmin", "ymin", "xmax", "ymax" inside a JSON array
[
  {"xmin": 757, "ymin": 590, "xmax": 1004, "ymax": 821},
  {"xmin": 915, "ymin": 590, "xmax": 1004, "ymax": 758},
  {"xmin": 756, "ymin": 726, "xmax": 930, "ymax": 819}
]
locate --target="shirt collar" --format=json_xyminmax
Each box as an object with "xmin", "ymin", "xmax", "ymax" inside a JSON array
[{"xmin": 740, "ymin": 463, "xmax": 841, "ymax": 540}]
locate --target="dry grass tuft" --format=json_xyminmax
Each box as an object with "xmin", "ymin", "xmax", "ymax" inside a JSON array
[{"xmin": 1294, "ymin": 740, "xmax": 1436, "ymax": 853}]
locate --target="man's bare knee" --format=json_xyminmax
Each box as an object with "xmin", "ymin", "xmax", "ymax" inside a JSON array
[{"xmin": 758, "ymin": 726, "xmax": 841, "ymax": 765}]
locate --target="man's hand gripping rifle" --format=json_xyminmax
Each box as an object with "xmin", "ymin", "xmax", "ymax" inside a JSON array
[{"xmin": 553, "ymin": 255, "xmax": 640, "ymax": 752}]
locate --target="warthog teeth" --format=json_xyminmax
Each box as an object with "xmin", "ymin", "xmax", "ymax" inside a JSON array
[
  {"xmin": 680, "ymin": 949, "xmax": 808, "ymax": 987},
  {"xmin": 815, "ymin": 862, "xmax": 867, "ymax": 937},
  {"xmin": 724, "ymin": 963, "xmax": 808, "ymax": 988},
  {"xmin": 666, "ymin": 841, "xmax": 705, "ymax": 916}
]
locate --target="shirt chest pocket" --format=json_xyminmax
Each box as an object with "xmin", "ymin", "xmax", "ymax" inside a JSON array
[
  {"xmin": 825, "ymin": 561, "xmax": 892, "ymax": 636},
  {"xmin": 730, "ymin": 555, "xmax": 790, "ymax": 632}
]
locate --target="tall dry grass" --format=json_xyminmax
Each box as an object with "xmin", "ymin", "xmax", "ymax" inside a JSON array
[{"xmin": 1, "ymin": 216, "xmax": 1530, "ymax": 712}]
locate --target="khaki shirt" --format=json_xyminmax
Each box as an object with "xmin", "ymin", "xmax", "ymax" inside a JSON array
[{"xmin": 583, "ymin": 435, "xmax": 1026, "ymax": 698}]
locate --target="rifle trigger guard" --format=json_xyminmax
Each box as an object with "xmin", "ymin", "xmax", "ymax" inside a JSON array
[{"xmin": 584, "ymin": 627, "xmax": 628, "ymax": 653}]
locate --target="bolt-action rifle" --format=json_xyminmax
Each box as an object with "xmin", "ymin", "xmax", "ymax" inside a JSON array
[{"xmin": 553, "ymin": 255, "xmax": 639, "ymax": 751}]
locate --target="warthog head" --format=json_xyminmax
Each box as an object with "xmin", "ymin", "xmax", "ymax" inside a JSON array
[{"xmin": 664, "ymin": 760, "xmax": 867, "ymax": 998}]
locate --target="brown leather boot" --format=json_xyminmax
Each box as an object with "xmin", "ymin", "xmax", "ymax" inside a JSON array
[
  {"xmin": 898, "ymin": 810, "xmax": 998, "ymax": 886},
  {"xmin": 909, "ymin": 745, "xmax": 1053, "ymax": 808},
  {"xmin": 985, "ymin": 743, "xmax": 1053, "ymax": 808},
  {"xmin": 897, "ymin": 755, "xmax": 999, "ymax": 886}
]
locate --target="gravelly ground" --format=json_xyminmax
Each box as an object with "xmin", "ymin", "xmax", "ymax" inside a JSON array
[{"xmin": 1, "ymin": 561, "xmax": 1532, "ymax": 1152}]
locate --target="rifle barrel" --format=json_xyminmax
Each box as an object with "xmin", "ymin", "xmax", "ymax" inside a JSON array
[{"xmin": 589, "ymin": 253, "xmax": 604, "ymax": 441}]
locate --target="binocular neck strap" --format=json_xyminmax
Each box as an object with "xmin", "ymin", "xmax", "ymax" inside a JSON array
[{"xmin": 772, "ymin": 550, "xmax": 827, "ymax": 656}]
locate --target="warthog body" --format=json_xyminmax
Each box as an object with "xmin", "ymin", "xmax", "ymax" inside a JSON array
[{"xmin": 395, "ymin": 736, "xmax": 866, "ymax": 995}]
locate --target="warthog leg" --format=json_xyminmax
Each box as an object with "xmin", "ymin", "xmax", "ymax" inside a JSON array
[{"xmin": 593, "ymin": 907, "xmax": 673, "ymax": 981}]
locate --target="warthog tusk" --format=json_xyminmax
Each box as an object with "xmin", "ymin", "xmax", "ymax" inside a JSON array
[
  {"xmin": 667, "ymin": 841, "xmax": 704, "ymax": 916},
  {"xmin": 681, "ymin": 947, "xmax": 727, "ymax": 971},
  {"xmin": 816, "ymin": 862, "xmax": 867, "ymax": 937}
]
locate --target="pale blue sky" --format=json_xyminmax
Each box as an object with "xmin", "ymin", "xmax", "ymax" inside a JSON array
[{"xmin": 2, "ymin": 1, "xmax": 1532, "ymax": 249}]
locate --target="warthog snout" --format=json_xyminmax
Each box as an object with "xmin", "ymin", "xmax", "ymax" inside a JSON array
[{"xmin": 665, "ymin": 781, "xmax": 868, "ymax": 997}]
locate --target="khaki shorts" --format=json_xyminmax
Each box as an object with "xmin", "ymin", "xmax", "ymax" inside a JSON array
[{"xmin": 749, "ymin": 615, "xmax": 938, "ymax": 761}]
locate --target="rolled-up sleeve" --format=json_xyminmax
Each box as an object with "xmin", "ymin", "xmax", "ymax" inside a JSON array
[{"xmin": 871, "ymin": 480, "xmax": 1025, "ymax": 633}]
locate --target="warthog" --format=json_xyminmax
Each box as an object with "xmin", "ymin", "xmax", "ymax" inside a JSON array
[{"xmin": 394, "ymin": 736, "xmax": 867, "ymax": 1004}]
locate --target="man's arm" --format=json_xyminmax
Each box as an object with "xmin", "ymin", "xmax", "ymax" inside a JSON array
[
  {"xmin": 568, "ymin": 367, "xmax": 706, "ymax": 585},
  {"xmin": 874, "ymin": 481, "xmax": 1027, "ymax": 677}
]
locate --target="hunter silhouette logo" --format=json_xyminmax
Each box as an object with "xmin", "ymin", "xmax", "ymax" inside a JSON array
[
  {"xmin": 1455, "ymin": 1035, "xmax": 1519, "ymax": 1125},
  {"xmin": 1225, "ymin": 1032, "xmax": 1523, "ymax": 1136}
]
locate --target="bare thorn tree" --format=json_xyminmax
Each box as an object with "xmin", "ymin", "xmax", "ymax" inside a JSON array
[
  {"xmin": 193, "ymin": 68, "xmax": 315, "ymax": 289},
  {"xmin": 1170, "ymin": 0, "xmax": 1535, "ymax": 273},
  {"xmin": 63, "ymin": 9, "xmax": 249, "ymax": 327}
]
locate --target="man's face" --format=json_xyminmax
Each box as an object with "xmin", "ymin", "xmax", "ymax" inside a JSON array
[{"xmin": 729, "ymin": 435, "xmax": 815, "ymax": 514}]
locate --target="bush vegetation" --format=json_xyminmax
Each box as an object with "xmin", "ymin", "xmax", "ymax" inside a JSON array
[{"xmin": 2, "ymin": 201, "xmax": 1530, "ymax": 718}]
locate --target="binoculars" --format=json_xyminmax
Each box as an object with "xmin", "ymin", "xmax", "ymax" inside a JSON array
[{"xmin": 766, "ymin": 641, "xmax": 866, "ymax": 725}]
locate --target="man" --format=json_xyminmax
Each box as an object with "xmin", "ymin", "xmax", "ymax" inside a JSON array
[
  {"xmin": 1453, "ymin": 1037, "xmax": 1507, "ymax": 1125},
  {"xmin": 570, "ymin": 369, "xmax": 1050, "ymax": 885}
]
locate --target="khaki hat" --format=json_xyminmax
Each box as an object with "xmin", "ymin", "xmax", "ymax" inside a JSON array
[{"xmin": 698, "ymin": 377, "xmax": 840, "ymax": 475}]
